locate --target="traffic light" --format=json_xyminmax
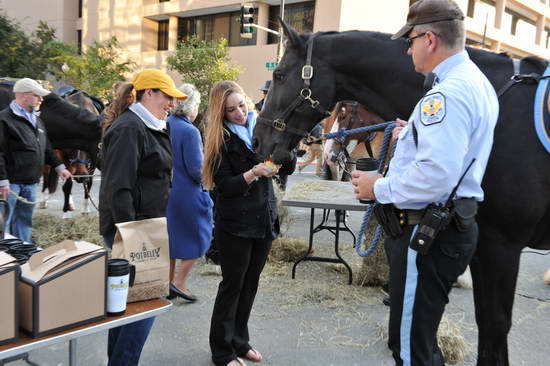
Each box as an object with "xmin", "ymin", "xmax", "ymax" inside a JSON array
[{"xmin": 240, "ymin": 4, "xmax": 254, "ymax": 38}]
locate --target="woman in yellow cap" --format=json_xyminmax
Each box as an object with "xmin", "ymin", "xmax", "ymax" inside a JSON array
[{"xmin": 99, "ymin": 69, "xmax": 186, "ymax": 366}]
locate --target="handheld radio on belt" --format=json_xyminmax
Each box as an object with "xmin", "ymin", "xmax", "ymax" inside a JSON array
[{"xmin": 409, "ymin": 158, "xmax": 476, "ymax": 255}]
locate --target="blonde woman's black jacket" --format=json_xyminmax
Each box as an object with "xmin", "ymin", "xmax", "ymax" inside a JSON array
[
  {"xmin": 214, "ymin": 130, "xmax": 296, "ymax": 239},
  {"xmin": 99, "ymin": 110, "xmax": 172, "ymax": 236},
  {"xmin": 0, "ymin": 106, "xmax": 62, "ymax": 184}
]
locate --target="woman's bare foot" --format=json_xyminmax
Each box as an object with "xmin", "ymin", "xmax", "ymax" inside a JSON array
[{"xmin": 244, "ymin": 349, "xmax": 262, "ymax": 362}]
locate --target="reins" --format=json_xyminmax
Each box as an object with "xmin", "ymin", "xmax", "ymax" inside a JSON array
[{"xmin": 497, "ymin": 58, "xmax": 550, "ymax": 98}]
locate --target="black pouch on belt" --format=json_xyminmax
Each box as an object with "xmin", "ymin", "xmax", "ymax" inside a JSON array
[
  {"xmin": 452, "ymin": 198, "xmax": 477, "ymax": 232},
  {"xmin": 373, "ymin": 204, "xmax": 404, "ymax": 238}
]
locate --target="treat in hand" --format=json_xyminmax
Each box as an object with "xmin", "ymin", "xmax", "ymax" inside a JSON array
[{"xmin": 264, "ymin": 157, "xmax": 281, "ymax": 173}]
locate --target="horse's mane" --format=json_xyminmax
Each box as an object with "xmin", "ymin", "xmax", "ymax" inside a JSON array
[{"xmin": 311, "ymin": 29, "xmax": 547, "ymax": 71}]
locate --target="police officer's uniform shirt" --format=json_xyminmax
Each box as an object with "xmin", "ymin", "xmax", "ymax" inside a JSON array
[{"xmin": 374, "ymin": 50, "xmax": 499, "ymax": 209}]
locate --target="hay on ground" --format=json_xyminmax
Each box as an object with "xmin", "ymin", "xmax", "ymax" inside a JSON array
[
  {"xmin": 378, "ymin": 315, "xmax": 471, "ymax": 364},
  {"xmin": 32, "ymin": 213, "xmax": 104, "ymax": 249},
  {"xmin": 437, "ymin": 316, "xmax": 472, "ymax": 364},
  {"xmin": 268, "ymin": 236, "xmax": 309, "ymax": 263},
  {"xmin": 355, "ymin": 222, "xmax": 389, "ymax": 287}
]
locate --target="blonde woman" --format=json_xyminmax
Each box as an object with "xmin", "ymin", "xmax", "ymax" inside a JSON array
[{"xmin": 203, "ymin": 81, "xmax": 295, "ymax": 366}]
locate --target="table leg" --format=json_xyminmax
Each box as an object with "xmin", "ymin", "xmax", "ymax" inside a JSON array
[
  {"xmin": 334, "ymin": 209, "xmax": 353, "ymax": 285},
  {"xmin": 69, "ymin": 339, "xmax": 77, "ymax": 366},
  {"xmin": 292, "ymin": 207, "xmax": 315, "ymax": 279},
  {"xmin": 341, "ymin": 211, "xmax": 357, "ymax": 248}
]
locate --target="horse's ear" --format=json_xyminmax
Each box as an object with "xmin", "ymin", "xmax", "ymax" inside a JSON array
[{"xmin": 279, "ymin": 18, "xmax": 304, "ymax": 50}]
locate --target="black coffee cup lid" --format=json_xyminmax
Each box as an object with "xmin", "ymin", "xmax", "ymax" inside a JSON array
[{"xmin": 108, "ymin": 258, "xmax": 129, "ymax": 267}]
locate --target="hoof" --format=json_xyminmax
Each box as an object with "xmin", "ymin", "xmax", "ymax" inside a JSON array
[
  {"xmin": 38, "ymin": 202, "xmax": 47, "ymax": 209},
  {"xmin": 544, "ymin": 269, "xmax": 550, "ymax": 285},
  {"xmin": 68, "ymin": 204, "xmax": 76, "ymax": 211},
  {"xmin": 62, "ymin": 212, "xmax": 72, "ymax": 220},
  {"xmin": 81, "ymin": 212, "xmax": 90, "ymax": 216}
]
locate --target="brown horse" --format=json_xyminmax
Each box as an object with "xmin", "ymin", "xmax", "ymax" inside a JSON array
[{"xmin": 322, "ymin": 101, "xmax": 386, "ymax": 181}]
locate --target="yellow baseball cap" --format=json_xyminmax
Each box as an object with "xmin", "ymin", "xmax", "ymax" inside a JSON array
[{"xmin": 133, "ymin": 69, "xmax": 187, "ymax": 99}]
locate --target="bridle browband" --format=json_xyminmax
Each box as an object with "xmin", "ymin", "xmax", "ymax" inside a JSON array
[{"xmin": 257, "ymin": 33, "xmax": 331, "ymax": 138}]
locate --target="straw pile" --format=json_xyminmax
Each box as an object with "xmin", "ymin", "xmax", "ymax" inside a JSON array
[
  {"xmin": 355, "ymin": 222, "xmax": 389, "ymax": 287},
  {"xmin": 31, "ymin": 213, "xmax": 104, "ymax": 249},
  {"xmin": 437, "ymin": 316, "xmax": 472, "ymax": 364},
  {"xmin": 268, "ymin": 236, "xmax": 309, "ymax": 263},
  {"xmin": 378, "ymin": 315, "xmax": 471, "ymax": 364}
]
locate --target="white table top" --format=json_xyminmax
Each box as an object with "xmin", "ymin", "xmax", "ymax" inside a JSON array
[{"xmin": 282, "ymin": 180, "xmax": 369, "ymax": 211}]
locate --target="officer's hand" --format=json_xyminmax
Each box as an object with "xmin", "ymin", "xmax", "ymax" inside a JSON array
[
  {"xmin": 392, "ymin": 118, "xmax": 408, "ymax": 141},
  {"xmin": 0, "ymin": 185, "xmax": 9, "ymax": 200},
  {"xmin": 58, "ymin": 169, "xmax": 72, "ymax": 180},
  {"xmin": 351, "ymin": 170, "xmax": 382, "ymax": 200}
]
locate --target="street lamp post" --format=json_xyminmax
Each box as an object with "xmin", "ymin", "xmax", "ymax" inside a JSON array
[{"xmin": 277, "ymin": 0, "xmax": 285, "ymax": 62}]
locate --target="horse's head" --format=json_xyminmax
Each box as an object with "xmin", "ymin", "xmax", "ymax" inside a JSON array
[
  {"xmin": 324, "ymin": 101, "xmax": 386, "ymax": 175},
  {"xmin": 253, "ymin": 21, "xmax": 336, "ymax": 164}
]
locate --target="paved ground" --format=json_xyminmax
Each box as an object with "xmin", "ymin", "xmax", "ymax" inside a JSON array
[{"xmin": 9, "ymin": 165, "xmax": 550, "ymax": 366}]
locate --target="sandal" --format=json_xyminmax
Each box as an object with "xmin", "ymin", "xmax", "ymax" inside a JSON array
[
  {"xmin": 243, "ymin": 349, "xmax": 262, "ymax": 362},
  {"xmin": 226, "ymin": 358, "xmax": 246, "ymax": 366}
]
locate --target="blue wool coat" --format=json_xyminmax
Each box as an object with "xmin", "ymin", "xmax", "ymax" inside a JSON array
[{"xmin": 166, "ymin": 115, "xmax": 213, "ymax": 259}]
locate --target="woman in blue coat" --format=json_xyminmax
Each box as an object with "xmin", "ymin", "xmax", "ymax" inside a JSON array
[{"xmin": 166, "ymin": 83, "xmax": 213, "ymax": 302}]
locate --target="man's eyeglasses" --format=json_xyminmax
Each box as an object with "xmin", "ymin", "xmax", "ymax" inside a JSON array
[{"xmin": 406, "ymin": 32, "xmax": 427, "ymax": 47}]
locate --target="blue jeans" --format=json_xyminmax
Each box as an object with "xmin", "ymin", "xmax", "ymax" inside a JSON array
[
  {"xmin": 103, "ymin": 231, "xmax": 155, "ymax": 366},
  {"xmin": 5, "ymin": 183, "xmax": 37, "ymax": 242}
]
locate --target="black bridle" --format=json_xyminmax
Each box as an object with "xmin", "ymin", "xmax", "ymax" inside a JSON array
[{"xmin": 257, "ymin": 33, "xmax": 331, "ymax": 139}]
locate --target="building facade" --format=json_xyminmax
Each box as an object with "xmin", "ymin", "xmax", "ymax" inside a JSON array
[{"xmin": 3, "ymin": 0, "xmax": 550, "ymax": 100}]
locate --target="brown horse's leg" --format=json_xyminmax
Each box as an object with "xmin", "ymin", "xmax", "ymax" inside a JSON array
[{"xmin": 471, "ymin": 225, "xmax": 522, "ymax": 366}]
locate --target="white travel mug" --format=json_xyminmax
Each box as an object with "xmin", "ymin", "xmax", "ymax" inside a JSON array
[{"xmin": 107, "ymin": 258, "xmax": 135, "ymax": 316}]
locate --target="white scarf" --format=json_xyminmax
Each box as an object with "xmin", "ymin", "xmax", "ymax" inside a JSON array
[{"xmin": 129, "ymin": 102, "xmax": 167, "ymax": 131}]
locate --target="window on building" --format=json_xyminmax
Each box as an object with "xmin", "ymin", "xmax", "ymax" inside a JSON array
[
  {"xmin": 78, "ymin": 0, "xmax": 83, "ymax": 18},
  {"xmin": 77, "ymin": 30, "xmax": 82, "ymax": 54},
  {"xmin": 158, "ymin": 19, "xmax": 169, "ymax": 51},
  {"xmin": 177, "ymin": 11, "xmax": 256, "ymax": 46},
  {"xmin": 268, "ymin": 1, "xmax": 315, "ymax": 44},
  {"xmin": 159, "ymin": 0, "xmax": 170, "ymax": 2}
]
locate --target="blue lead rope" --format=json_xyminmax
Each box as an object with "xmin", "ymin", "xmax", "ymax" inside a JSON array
[
  {"xmin": 351, "ymin": 123, "xmax": 397, "ymax": 257},
  {"xmin": 322, "ymin": 121, "xmax": 395, "ymax": 141},
  {"xmin": 320, "ymin": 120, "xmax": 397, "ymax": 257}
]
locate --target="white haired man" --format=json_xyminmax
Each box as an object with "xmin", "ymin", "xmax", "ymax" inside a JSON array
[{"xmin": 0, "ymin": 78, "xmax": 71, "ymax": 241}]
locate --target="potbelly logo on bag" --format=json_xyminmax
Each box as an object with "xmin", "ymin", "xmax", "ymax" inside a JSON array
[{"xmin": 129, "ymin": 241, "xmax": 161, "ymax": 262}]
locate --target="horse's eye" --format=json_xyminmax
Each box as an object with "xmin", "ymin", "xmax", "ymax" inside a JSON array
[{"xmin": 273, "ymin": 72, "xmax": 285, "ymax": 82}]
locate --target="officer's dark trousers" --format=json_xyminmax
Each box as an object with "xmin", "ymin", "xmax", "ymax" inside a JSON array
[
  {"xmin": 210, "ymin": 227, "xmax": 272, "ymax": 366},
  {"xmin": 385, "ymin": 222, "xmax": 477, "ymax": 366}
]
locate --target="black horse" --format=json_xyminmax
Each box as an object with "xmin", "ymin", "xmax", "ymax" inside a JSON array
[
  {"xmin": 253, "ymin": 22, "xmax": 550, "ymax": 366},
  {"xmin": 40, "ymin": 88, "xmax": 103, "ymax": 215}
]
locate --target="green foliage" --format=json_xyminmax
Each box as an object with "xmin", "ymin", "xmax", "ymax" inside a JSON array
[
  {"xmin": 48, "ymin": 37, "xmax": 134, "ymax": 101},
  {"xmin": 0, "ymin": 11, "xmax": 34, "ymax": 78},
  {"xmin": 167, "ymin": 37, "xmax": 241, "ymax": 112},
  {"xmin": 0, "ymin": 11, "xmax": 133, "ymax": 100}
]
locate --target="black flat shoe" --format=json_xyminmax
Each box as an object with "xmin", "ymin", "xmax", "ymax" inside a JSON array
[
  {"xmin": 169, "ymin": 283, "xmax": 197, "ymax": 302},
  {"xmin": 382, "ymin": 296, "xmax": 390, "ymax": 307}
]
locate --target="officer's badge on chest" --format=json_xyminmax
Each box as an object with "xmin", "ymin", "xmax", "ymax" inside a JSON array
[{"xmin": 420, "ymin": 92, "xmax": 446, "ymax": 126}]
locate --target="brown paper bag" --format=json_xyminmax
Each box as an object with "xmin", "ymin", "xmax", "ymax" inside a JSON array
[{"xmin": 112, "ymin": 217, "xmax": 169, "ymax": 302}]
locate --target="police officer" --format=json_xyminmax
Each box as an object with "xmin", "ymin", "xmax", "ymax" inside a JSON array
[{"xmin": 351, "ymin": 0, "xmax": 499, "ymax": 365}]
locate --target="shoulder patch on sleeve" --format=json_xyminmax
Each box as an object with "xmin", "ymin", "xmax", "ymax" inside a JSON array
[{"xmin": 420, "ymin": 92, "xmax": 446, "ymax": 126}]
